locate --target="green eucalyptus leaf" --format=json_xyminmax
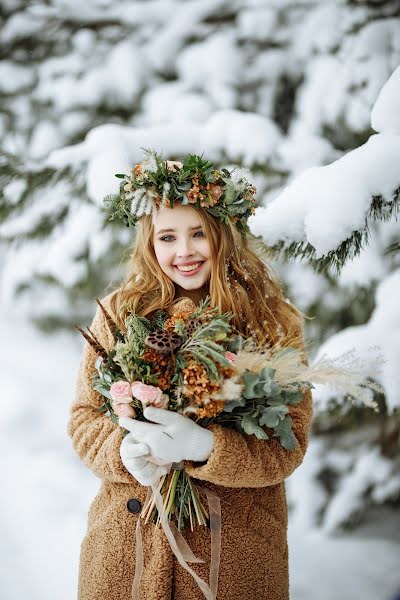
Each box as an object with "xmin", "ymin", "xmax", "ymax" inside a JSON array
[
  {"xmin": 222, "ymin": 397, "xmax": 246, "ymax": 412},
  {"xmin": 243, "ymin": 371, "xmax": 261, "ymax": 399},
  {"xmin": 259, "ymin": 405, "xmax": 289, "ymax": 428},
  {"xmin": 93, "ymin": 384, "xmax": 112, "ymax": 400},
  {"xmin": 95, "ymin": 356, "xmax": 103, "ymax": 371},
  {"xmin": 275, "ymin": 429, "xmax": 297, "ymax": 450},
  {"xmin": 242, "ymin": 416, "xmax": 269, "ymax": 440},
  {"xmin": 285, "ymin": 390, "xmax": 304, "ymax": 404},
  {"xmin": 243, "ymin": 367, "xmax": 280, "ymax": 399},
  {"xmin": 274, "ymin": 415, "xmax": 293, "ymax": 434},
  {"xmin": 227, "ymin": 334, "xmax": 245, "ymax": 353},
  {"xmin": 273, "ymin": 416, "xmax": 297, "ymax": 450}
]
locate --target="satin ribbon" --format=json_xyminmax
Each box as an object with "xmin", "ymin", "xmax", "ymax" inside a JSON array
[{"xmin": 131, "ymin": 476, "xmax": 221, "ymax": 600}]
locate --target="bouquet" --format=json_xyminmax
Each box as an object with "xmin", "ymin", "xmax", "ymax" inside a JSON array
[{"xmin": 77, "ymin": 296, "xmax": 382, "ymax": 532}]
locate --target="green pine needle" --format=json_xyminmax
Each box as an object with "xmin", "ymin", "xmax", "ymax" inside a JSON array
[{"xmin": 260, "ymin": 186, "xmax": 400, "ymax": 274}]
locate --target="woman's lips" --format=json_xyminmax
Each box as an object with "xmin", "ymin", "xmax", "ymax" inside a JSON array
[{"xmin": 173, "ymin": 262, "xmax": 204, "ymax": 276}]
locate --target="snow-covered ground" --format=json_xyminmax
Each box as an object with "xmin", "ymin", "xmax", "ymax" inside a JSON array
[{"xmin": 1, "ymin": 309, "xmax": 399, "ymax": 600}]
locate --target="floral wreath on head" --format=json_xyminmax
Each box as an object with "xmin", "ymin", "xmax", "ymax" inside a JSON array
[{"xmin": 104, "ymin": 148, "xmax": 257, "ymax": 237}]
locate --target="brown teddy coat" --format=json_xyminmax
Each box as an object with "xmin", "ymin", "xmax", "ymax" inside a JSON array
[{"xmin": 67, "ymin": 295, "xmax": 313, "ymax": 600}]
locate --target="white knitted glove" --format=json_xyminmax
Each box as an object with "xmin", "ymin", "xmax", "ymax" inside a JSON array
[
  {"xmin": 119, "ymin": 434, "xmax": 170, "ymax": 486},
  {"xmin": 119, "ymin": 407, "xmax": 214, "ymax": 464}
]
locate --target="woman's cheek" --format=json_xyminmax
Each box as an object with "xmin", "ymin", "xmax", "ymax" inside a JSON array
[{"xmin": 200, "ymin": 239, "xmax": 211, "ymax": 257}]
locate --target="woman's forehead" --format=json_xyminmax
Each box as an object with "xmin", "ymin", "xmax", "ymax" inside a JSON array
[{"xmin": 152, "ymin": 204, "xmax": 202, "ymax": 231}]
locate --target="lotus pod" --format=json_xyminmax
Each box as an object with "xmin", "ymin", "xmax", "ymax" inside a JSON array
[
  {"xmin": 184, "ymin": 318, "xmax": 199, "ymax": 337},
  {"xmin": 144, "ymin": 330, "xmax": 184, "ymax": 354}
]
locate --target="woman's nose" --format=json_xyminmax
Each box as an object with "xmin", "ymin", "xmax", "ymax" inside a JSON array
[{"xmin": 176, "ymin": 237, "xmax": 194, "ymax": 256}]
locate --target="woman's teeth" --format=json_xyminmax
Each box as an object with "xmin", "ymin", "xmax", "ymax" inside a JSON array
[{"xmin": 176, "ymin": 262, "xmax": 202, "ymax": 272}]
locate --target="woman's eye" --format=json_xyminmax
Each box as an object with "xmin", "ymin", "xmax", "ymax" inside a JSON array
[{"xmin": 159, "ymin": 231, "xmax": 205, "ymax": 242}]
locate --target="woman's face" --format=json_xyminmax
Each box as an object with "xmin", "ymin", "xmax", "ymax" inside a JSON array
[{"xmin": 152, "ymin": 203, "xmax": 212, "ymax": 303}]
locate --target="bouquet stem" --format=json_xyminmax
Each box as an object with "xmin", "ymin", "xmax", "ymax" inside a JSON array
[{"xmin": 142, "ymin": 469, "xmax": 209, "ymax": 531}]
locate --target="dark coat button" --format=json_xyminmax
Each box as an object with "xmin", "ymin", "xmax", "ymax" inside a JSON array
[{"xmin": 127, "ymin": 498, "xmax": 142, "ymax": 514}]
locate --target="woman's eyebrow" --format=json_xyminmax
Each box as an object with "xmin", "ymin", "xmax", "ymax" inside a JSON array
[{"xmin": 156, "ymin": 226, "xmax": 203, "ymax": 234}]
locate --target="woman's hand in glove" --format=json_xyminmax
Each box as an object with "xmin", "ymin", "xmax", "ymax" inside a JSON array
[
  {"xmin": 118, "ymin": 407, "xmax": 214, "ymax": 464},
  {"xmin": 119, "ymin": 434, "xmax": 171, "ymax": 486}
]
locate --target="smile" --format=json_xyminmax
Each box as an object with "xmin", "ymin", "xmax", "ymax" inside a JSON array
[{"xmin": 174, "ymin": 262, "xmax": 204, "ymax": 275}]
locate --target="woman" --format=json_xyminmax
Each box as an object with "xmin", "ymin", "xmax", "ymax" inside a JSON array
[{"xmin": 68, "ymin": 152, "xmax": 313, "ymax": 599}]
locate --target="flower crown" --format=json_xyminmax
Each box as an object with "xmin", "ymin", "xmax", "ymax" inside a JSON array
[{"xmin": 104, "ymin": 148, "xmax": 257, "ymax": 237}]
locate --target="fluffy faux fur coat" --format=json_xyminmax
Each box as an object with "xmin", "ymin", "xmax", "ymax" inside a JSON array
[{"xmin": 67, "ymin": 294, "xmax": 313, "ymax": 600}]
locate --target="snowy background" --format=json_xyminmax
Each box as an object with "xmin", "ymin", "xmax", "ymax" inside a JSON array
[{"xmin": 1, "ymin": 1, "xmax": 399, "ymax": 598}]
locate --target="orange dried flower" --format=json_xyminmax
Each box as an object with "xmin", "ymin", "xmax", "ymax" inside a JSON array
[
  {"xmin": 181, "ymin": 361, "xmax": 218, "ymax": 405},
  {"xmin": 196, "ymin": 400, "xmax": 225, "ymax": 418},
  {"xmin": 164, "ymin": 315, "xmax": 187, "ymax": 332}
]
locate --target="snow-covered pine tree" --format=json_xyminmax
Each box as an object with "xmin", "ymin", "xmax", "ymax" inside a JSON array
[
  {"xmin": 256, "ymin": 65, "xmax": 400, "ymax": 532},
  {"xmin": 1, "ymin": 0, "xmax": 399, "ymax": 531}
]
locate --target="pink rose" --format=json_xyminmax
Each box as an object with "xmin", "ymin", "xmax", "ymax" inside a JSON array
[
  {"xmin": 225, "ymin": 351, "xmax": 237, "ymax": 365},
  {"xmin": 206, "ymin": 183, "xmax": 223, "ymax": 205},
  {"xmin": 110, "ymin": 380, "xmax": 132, "ymax": 401},
  {"xmin": 113, "ymin": 402, "xmax": 136, "ymax": 418},
  {"xmin": 131, "ymin": 382, "xmax": 164, "ymax": 407}
]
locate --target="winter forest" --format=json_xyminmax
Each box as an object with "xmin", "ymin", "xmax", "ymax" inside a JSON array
[{"xmin": 0, "ymin": 0, "xmax": 399, "ymax": 598}]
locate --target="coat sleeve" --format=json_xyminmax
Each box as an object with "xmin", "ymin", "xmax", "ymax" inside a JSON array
[
  {"xmin": 184, "ymin": 314, "xmax": 313, "ymax": 489},
  {"xmin": 67, "ymin": 297, "xmax": 132, "ymax": 484}
]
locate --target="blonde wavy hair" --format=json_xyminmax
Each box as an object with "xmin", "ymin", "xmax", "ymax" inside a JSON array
[{"xmin": 109, "ymin": 208, "xmax": 304, "ymax": 348}]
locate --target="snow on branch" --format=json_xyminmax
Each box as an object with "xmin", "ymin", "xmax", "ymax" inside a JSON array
[{"xmin": 249, "ymin": 66, "xmax": 400, "ymax": 274}]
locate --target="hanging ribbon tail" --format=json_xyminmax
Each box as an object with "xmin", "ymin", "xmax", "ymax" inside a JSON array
[
  {"xmin": 131, "ymin": 480, "xmax": 222, "ymax": 600},
  {"xmin": 169, "ymin": 521, "xmax": 204, "ymax": 563},
  {"xmin": 204, "ymin": 487, "xmax": 222, "ymax": 599},
  {"xmin": 132, "ymin": 518, "xmax": 144, "ymax": 599},
  {"xmin": 151, "ymin": 483, "xmax": 215, "ymax": 599}
]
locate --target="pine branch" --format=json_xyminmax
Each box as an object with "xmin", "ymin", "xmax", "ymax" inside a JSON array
[
  {"xmin": 124, "ymin": 313, "xmax": 153, "ymax": 350},
  {"xmin": 151, "ymin": 310, "xmax": 169, "ymax": 330},
  {"xmin": 384, "ymin": 241, "xmax": 400, "ymax": 255},
  {"xmin": 262, "ymin": 186, "xmax": 400, "ymax": 274}
]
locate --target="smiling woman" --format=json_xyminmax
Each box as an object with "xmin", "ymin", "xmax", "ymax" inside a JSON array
[
  {"xmin": 69, "ymin": 151, "xmax": 313, "ymax": 600},
  {"xmin": 152, "ymin": 204, "xmax": 212, "ymax": 305}
]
